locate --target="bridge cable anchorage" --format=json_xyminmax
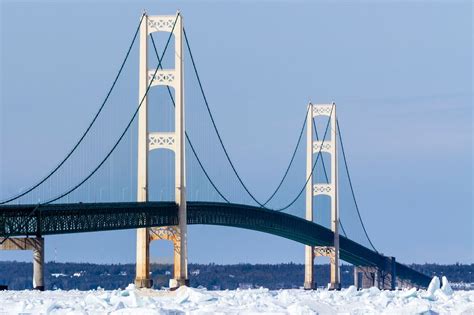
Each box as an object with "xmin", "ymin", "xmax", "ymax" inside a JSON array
[
  {"xmin": 183, "ymin": 28, "xmax": 309, "ymax": 208},
  {"xmin": 336, "ymin": 119, "xmax": 378, "ymax": 252},
  {"xmin": 0, "ymin": 13, "xmax": 146, "ymax": 205},
  {"xmin": 149, "ymin": 33, "xmax": 230, "ymax": 203},
  {"xmin": 42, "ymin": 13, "xmax": 181, "ymax": 205},
  {"xmin": 273, "ymin": 104, "xmax": 334, "ymax": 212},
  {"xmin": 312, "ymin": 118, "xmax": 347, "ymax": 237}
]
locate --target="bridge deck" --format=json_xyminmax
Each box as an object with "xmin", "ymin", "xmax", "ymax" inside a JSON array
[{"xmin": 0, "ymin": 201, "xmax": 430, "ymax": 287}]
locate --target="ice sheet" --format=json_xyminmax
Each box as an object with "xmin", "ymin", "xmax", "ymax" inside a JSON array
[{"xmin": 0, "ymin": 279, "xmax": 473, "ymax": 315}]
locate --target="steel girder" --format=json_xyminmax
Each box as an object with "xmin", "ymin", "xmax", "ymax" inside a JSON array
[
  {"xmin": 0, "ymin": 202, "xmax": 178, "ymax": 237},
  {"xmin": 0, "ymin": 201, "xmax": 430, "ymax": 287}
]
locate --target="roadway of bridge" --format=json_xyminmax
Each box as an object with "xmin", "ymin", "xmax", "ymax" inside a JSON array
[{"xmin": 0, "ymin": 201, "xmax": 430, "ymax": 287}]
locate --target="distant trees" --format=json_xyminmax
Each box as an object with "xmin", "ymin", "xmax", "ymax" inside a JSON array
[
  {"xmin": 0, "ymin": 261, "xmax": 471, "ymax": 290},
  {"xmin": 411, "ymin": 263, "xmax": 473, "ymax": 284}
]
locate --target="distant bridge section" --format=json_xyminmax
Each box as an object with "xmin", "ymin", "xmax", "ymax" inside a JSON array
[{"xmin": 0, "ymin": 201, "xmax": 430, "ymax": 288}]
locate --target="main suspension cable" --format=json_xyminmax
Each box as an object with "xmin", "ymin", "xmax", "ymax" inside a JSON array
[
  {"xmin": 339, "ymin": 219, "xmax": 348, "ymax": 237},
  {"xmin": 2, "ymin": 14, "xmax": 177, "ymax": 241},
  {"xmin": 156, "ymin": 27, "xmax": 333, "ymax": 215},
  {"xmin": 183, "ymin": 28, "xmax": 265, "ymax": 207},
  {"xmin": 262, "ymin": 107, "xmax": 308, "ymax": 206},
  {"xmin": 43, "ymin": 14, "xmax": 180, "ymax": 204},
  {"xmin": 0, "ymin": 13, "xmax": 145, "ymax": 205},
  {"xmin": 273, "ymin": 104, "xmax": 334, "ymax": 212},
  {"xmin": 149, "ymin": 33, "xmax": 230, "ymax": 203},
  {"xmin": 336, "ymin": 119, "xmax": 377, "ymax": 252},
  {"xmin": 183, "ymin": 28, "xmax": 310, "ymax": 208}
]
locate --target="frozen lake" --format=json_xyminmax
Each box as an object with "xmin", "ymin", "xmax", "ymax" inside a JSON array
[{"xmin": 0, "ymin": 279, "xmax": 473, "ymax": 314}]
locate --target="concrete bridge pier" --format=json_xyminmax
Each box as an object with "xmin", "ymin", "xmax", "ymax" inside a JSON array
[
  {"xmin": 32, "ymin": 237, "xmax": 45, "ymax": 290},
  {"xmin": 150, "ymin": 226, "xmax": 189, "ymax": 288},
  {"xmin": 0, "ymin": 237, "xmax": 45, "ymax": 290},
  {"xmin": 135, "ymin": 228, "xmax": 152, "ymax": 288},
  {"xmin": 354, "ymin": 257, "xmax": 396, "ymax": 290},
  {"xmin": 354, "ymin": 266, "xmax": 378, "ymax": 289}
]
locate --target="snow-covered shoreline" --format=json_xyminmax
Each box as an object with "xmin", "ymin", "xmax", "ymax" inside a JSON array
[{"xmin": 1, "ymin": 278, "xmax": 473, "ymax": 314}]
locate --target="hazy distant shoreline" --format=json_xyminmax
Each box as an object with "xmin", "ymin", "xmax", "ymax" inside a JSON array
[{"xmin": 0, "ymin": 261, "xmax": 472, "ymax": 291}]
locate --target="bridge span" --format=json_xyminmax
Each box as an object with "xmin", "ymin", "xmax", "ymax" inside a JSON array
[
  {"xmin": 0, "ymin": 201, "xmax": 430, "ymax": 288},
  {"xmin": 1, "ymin": 11, "xmax": 434, "ymax": 292}
]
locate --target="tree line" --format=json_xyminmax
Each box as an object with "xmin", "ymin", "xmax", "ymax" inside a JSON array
[{"xmin": 0, "ymin": 261, "xmax": 471, "ymax": 290}]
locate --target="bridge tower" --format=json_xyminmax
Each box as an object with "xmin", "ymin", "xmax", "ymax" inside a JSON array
[
  {"xmin": 135, "ymin": 12, "xmax": 188, "ymax": 289},
  {"xmin": 304, "ymin": 102, "xmax": 340, "ymax": 290}
]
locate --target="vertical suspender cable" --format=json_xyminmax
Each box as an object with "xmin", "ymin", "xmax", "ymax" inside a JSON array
[
  {"xmin": 149, "ymin": 34, "xmax": 230, "ymax": 203},
  {"xmin": 337, "ymin": 119, "xmax": 377, "ymax": 252},
  {"xmin": 183, "ymin": 28, "xmax": 313, "ymax": 208},
  {"xmin": 0, "ymin": 14, "xmax": 146, "ymax": 205},
  {"xmin": 43, "ymin": 14, "xmax": 180, "ymax": 204},
  {"xmin": 274, "ymin": 104, "xmax": 334, "ymax": 212}
]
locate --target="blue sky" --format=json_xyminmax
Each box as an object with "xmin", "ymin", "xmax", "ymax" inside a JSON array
[{"xmin": 0, "ymin": 1, "xmax": 472, "ymax": 266}]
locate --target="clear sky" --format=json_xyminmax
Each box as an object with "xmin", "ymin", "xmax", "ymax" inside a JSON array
[{"xmin": 0, "ymin": 1, "xmax": 472, "ymax": 266}]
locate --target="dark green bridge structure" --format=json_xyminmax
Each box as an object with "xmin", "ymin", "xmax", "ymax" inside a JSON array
[
  {"xmin": 0, "ymin": 201, "xmax": 430, "ymax": 288},
  {"xmin": 0, "ymin": 13, "xmax": 436, "ymax": 291}
]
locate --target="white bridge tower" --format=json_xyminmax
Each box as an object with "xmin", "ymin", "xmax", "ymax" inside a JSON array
[
  {"xmin": 304, "ymin": 102, "xmax": 340, "ymax": 290},
  {"xmin": 135, "ymin": 12, "xmax": 188, "ymax": 289}
]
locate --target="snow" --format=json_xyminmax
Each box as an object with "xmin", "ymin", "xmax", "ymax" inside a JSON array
[
  {"xmin": 0, "ymin": 278, "xmax": 473, "ymax": 314},
  {"xmin": 72, "ymin": 271, "xmax": 85, "ymax": 277}
]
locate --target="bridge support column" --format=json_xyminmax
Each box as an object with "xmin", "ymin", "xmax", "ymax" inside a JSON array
[
  {"xmin": 135, "ymin": 9, "xmax": 152, "ymax": 289},
  {"xmin": 304, "ymin": 103, "xmax": 315, "ymax": 290},
  {"xmin": 388, "ymin": 257, "xmax": 396, "ymax": 290},
  {"xmin": 150, "ymin": 226, "xmax": 189, "ymax": 288},
  {"xmin": 32, "ymin": 237, "xmax": 45, "ymax": 290},
  {"xmin": 135, "ymin": 12, "xmax": 187, "ymax": 289},
  {"xmin": 354, "ymin": 266, "xmax": 360, "ymax": 289},
  {"xmin": 354, "ymin": 266, "xmax": 377, "ymax": 289},
  {"xmin": 135, "ymin": 229, "xmax": 152, "ymax": 288},
  {"xmin": 354, "ymin": 258, "xmax": 396, "ymax": 290},
  {"xmin": 304, "ymin": 246, "xmax": 315, "ymax": 289},
  {"xmin": 0, "ymin": 237, "xmax": 44, "ymax": 290},
  {"xmin": 305, "ymin": 102, "xmax": 340, "ymax": 290},
  {"xmin": 379, "ymin": 256, "xmax": 396, "ymax": 290}
]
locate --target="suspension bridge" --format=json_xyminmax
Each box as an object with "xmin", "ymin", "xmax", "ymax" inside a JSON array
[{"xmin": 0, "ymin": 12, "xmax": 431, "ymax": 291}]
